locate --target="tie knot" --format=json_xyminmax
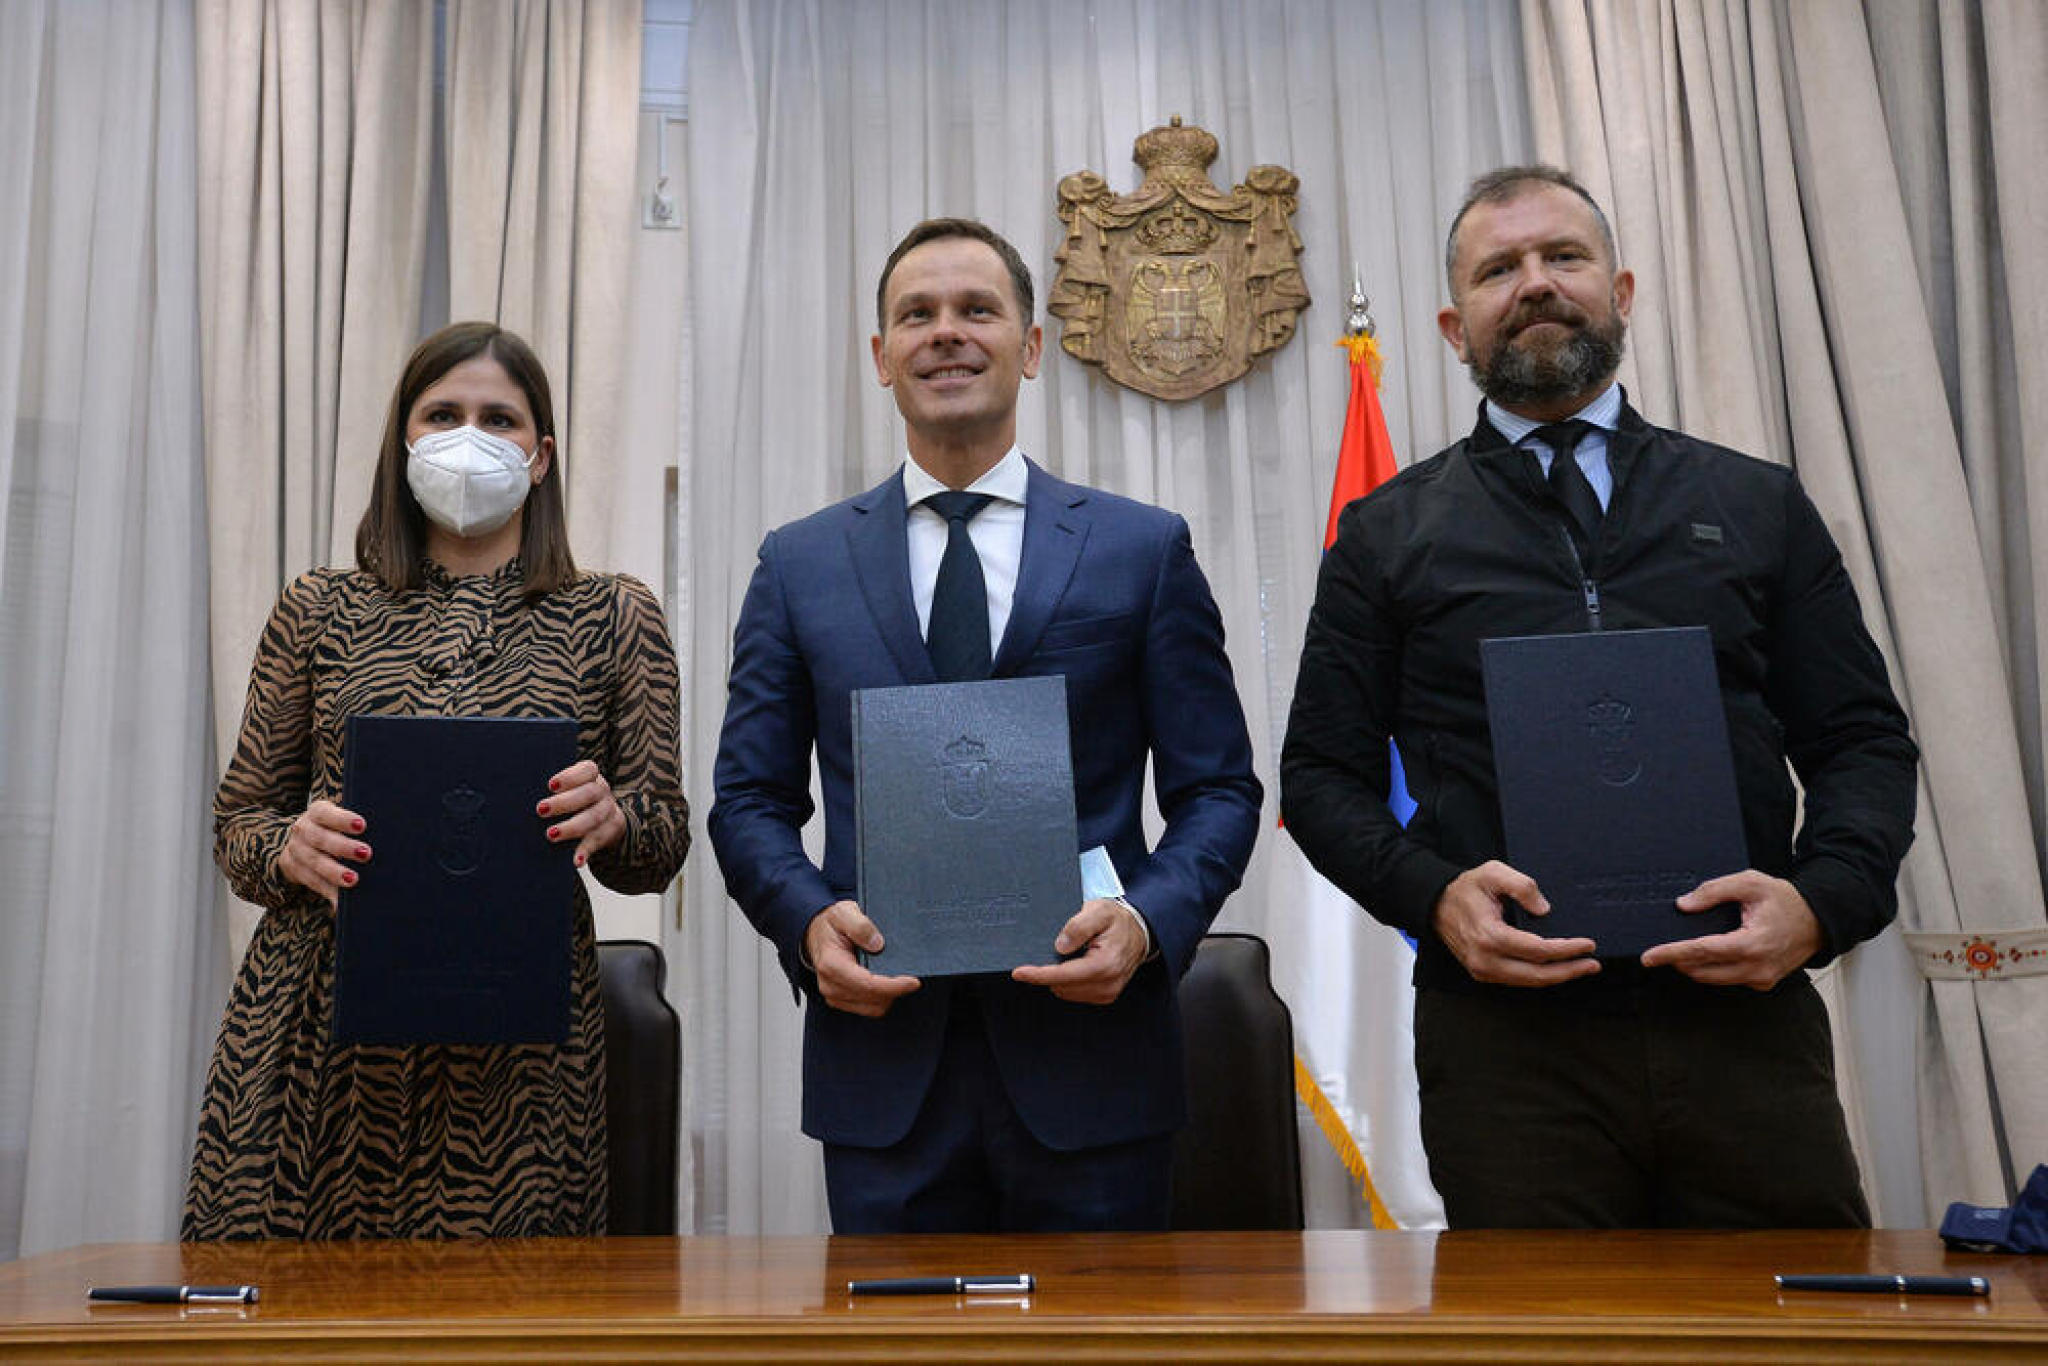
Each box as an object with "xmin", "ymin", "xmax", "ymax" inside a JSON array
[
  {"xmin": 1525, "ymin": 420, "xmax": 1604, "ymax": 541},
  {"xmin": 1527, "ymin": 420, "xmax": 1597, "ymax": 461},
  {"xmin": 926, "ymin": 491, "xmax": 996, "ymax": 526}
]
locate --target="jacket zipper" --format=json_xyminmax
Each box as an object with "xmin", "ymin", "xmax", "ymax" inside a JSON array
[{"xmin": 1559, "ymin": 526, "xmax": 1603, "ymax": 631}]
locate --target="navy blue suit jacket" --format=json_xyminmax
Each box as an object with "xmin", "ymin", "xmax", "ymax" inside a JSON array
[{"xmin": 709, "ymin": 459, "xmax": 1261, "ymax": 1150}]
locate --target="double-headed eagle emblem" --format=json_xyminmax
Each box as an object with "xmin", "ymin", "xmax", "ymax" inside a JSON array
[{"xmin": 1051, "ymin": 117, "xmax": 1308, "ymax": 401}]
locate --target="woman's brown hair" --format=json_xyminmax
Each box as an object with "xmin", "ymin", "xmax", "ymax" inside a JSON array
[{"xmin": 354, "ymin": 321, "xmax": 577, "ymax": 596}]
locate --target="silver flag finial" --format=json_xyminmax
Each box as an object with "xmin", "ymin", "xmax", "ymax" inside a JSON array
[{"xmin": 1346, "ymin": 263, "xmax": 1375, "ymax": 338}]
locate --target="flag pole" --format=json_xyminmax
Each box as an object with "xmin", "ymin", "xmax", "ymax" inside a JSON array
[{"xmin": 1289, "ymin": 262, "xmax": 1409, "ymax": 1228}]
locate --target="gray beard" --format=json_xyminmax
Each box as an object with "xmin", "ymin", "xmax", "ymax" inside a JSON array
[{"xmin": 1471, "ymin": 314, "xmax": 1626, "ymax": 410}]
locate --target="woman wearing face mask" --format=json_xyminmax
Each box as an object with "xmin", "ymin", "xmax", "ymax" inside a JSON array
[{"xmin": 182, "ymin": 322, "xmax": 689, "ymax": 1239}]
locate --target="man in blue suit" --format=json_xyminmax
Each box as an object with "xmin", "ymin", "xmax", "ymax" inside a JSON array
[{"xmin": 709, "ymin": 218, "xmax": 1262, "ymax": 1233}]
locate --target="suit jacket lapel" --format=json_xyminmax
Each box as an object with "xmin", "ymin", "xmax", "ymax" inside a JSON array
[
  {"xmin": 994, "ymin": 459, "xmax": 1090, "ymax": 675},
  {"xmin": 847, "ymin": 471, "xmax": 936, "ymax": 684}
]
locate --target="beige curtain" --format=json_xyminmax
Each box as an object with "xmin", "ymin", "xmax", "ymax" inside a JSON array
[
  {"xmin": 0, "ymin": 0, "xmax": 219, "ymax": 1260},
  {"xmin": 444, "ymin": 0, "xmax": 642, "ymax": 568},
  {"xmin": 1521, "ymin": 0, "xmax": 2048, "ymax": 1222},
  {"xmin": 196, "ymin": 0, "xmax": 437, "ymax": 956},
  {"xmin": 1984, "ymin": 0, "xmax": 2048, "ymax": 813}
]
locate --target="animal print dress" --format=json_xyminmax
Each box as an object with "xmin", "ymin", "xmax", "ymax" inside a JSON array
[{"xmin": 182, "ymin": 560, "xmax": 689, "ymax": 1239}]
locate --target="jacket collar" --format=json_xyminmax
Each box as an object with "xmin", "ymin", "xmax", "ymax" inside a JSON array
[{"xmin": 1466, "ymin": 389, "xmax": 1652, "ymax": 500}]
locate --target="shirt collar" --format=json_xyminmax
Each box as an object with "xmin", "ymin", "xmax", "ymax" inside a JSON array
[
  {"xmin": 1485, "ymin": 382, "xmax": 1624, "ymax": 448},
  {"xmin": 903, "ymin": 445, "xmax": 1028, "ymax": 508}
]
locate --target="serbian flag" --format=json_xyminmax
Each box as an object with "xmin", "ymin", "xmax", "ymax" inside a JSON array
[
  {"xmin": 1275, "ymin": 324, "xmax": 1443, "ymax": 1229},
  {"xmin": 1324, "ymin": 330, "xmax": 1413, "ymax": 824},
  {"xmin": 1322, "ymin": 335, "xmax": 1400, "ymax": 550}
]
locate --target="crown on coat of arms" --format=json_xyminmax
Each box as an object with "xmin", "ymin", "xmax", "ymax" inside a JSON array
[
  {"xmin": 1132, "ymin": 115, "xmax": 1219, "ymax": 187},
  {"xmin": 1137, "ymin": 201, "xmax": 1218, "ymax": 254},
  {"xmin": 1584, "ymin": 696, "xmax": 1633, "ymax": 732},
  {"xmin": 943, "ymin": 735, "xmax": 988, "ymax": 764},
  {"xmin": 441, "ymin": 784, "xmax": 486, "ymax": 818}
]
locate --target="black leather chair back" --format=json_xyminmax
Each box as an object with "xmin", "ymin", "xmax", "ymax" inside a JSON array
[
  {"xmin": 596, "ymin": 939, "xmax": 681, "ymax": 1235},
  {"xmin": 1169, "ymin": 932, "xmax": 1304, "ymax": 1229}
]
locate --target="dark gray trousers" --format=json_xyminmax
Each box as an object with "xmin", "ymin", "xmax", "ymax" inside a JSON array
[{"xmin": 1415, "ymin": 974, "xmax": 1869, "ymax": 1228}]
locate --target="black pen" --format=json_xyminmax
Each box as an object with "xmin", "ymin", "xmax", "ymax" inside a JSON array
[
  {"xmin": 87, "ymin": 1285, "xmax": 260, "ymax": 1306},
  {"xmin": 847, "ymin": 1274, "xmax": 1035, "ymax": 1296},
  {"xmin": 1774, "ymin": 1274, "xmax": 1989, "ymax": 1297}
]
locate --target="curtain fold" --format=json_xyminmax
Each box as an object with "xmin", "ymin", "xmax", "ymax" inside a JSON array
[
  {"xmin": 444, "ymin": 0, "xmax": 642, "ymax": 570},
  {"xmin": 0, "ymin": 0, "xmax": 220, "ymax": 1259},
  {"xmin": 1980, "ymin": 0, "xmax": 2048, "ymax": 877},
  {"xmin": 1521, "ymin": 0, "xmax": 2048, "ymax": 1222},
  {"xmin": 684, "ymin": 0, "xmax": 1530, "ymax": 1235},
  {"xmin": 196, "ymin": 0, "xmax": 436, "ymax": 959}
]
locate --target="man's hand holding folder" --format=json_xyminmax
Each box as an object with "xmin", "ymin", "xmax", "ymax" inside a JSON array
[
  {"xmin": 1431, "ymin": 859, "xmax": 1601, "ymax": 988},
  {"xmin": 1641, "ymin": 870, "xmax": 1825, "ymax": 990},
  {"xmin": 1008, "ymin": 898, "xmax": 1147, "ymax": 1005},
  {"xmin": 804, "ymin": 899, "xmax": 922, "ymax": 1018}
]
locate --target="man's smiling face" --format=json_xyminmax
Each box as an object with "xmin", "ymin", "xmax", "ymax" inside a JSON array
[{"xmin": 872, "ymin": 235, "xmax": 1042, "ymax": 461}]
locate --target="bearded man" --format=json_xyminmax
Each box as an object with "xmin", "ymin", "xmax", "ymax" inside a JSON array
[{"xmin": 1280, "ymin": 166, "xmax": 1918, "ymax": 1228}]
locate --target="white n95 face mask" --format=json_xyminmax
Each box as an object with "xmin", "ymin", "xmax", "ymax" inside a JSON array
[{"xmin": 405, "ymin": 425, "xmax": 539, "ymax": 538}]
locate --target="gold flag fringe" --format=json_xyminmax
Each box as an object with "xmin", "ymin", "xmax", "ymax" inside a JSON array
[
  {"xmin": 1336, "ymin": 331, "xmax": 1384, "ymax": 387},
  {"xmin": 1293, "ymin": 1053, "xmax": 1397, "ymax": 1229}
]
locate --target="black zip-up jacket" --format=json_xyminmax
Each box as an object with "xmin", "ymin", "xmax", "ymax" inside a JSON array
[{"xmin": 1281, "ymin": 400, "xmax": 1918, "ymax": 997}]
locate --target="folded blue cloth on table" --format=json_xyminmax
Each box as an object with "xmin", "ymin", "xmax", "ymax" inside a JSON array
[{"xmin": 1941, "ymin": 1164, "xmax": 2048, "ymax": 1253}]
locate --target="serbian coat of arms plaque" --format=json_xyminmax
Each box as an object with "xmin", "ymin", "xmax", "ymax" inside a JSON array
[{"xmin": 1050, "ymin": 116, "xmax": 1309, "ymax": 402}]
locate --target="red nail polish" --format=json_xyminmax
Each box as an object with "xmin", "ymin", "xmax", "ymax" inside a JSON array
[
  {"xmin": 351, "ymin": 818, "xmax": 365, "ymax": 833},
  {"xmin": 341, "ymin": 870, "xmax": 357, "ymax": 886},
  {"xmin": 355, "ymin": 845, "xmax": 369, "ymax": 860},
  {"xmin": 549, "ymin": 777, "xmax": 562, "ymax": 792},
  {"xmin": 536, "ymin": 801, "xmax": 550, "ymax": 816},
  {"xmin": 547, "ymin": 827, "xmax": 560, "ymax": 840},
  {"xmin": 574, "ymin": 853, "xmax": 586, "ymax": 867}
]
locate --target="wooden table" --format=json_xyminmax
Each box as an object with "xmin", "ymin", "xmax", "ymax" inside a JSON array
[{"xmin": 2, "ymin": 1229, "xmax": 2042, "ymax": 1362}]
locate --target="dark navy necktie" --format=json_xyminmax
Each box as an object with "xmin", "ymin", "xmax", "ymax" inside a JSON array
[
  {"xmin": 925, "ymin": 491, "xmax": 997, "ymax": 681},
  {"xmin": 1529, "ymin": 420, "xmax": 1603, "ymax": 543}
]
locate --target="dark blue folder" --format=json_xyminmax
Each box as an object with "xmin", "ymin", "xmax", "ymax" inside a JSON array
[
  {"xmin": 1480, "ymin": 626, "xmax": 1746, "ymax": 957},
  {"xmin": 333, "ymin": 714, "xmax": 578, "ymax": 1045},
  {"xmin": 853, "ymin": 676, "xmax": 1082, "ymax": 978}
]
